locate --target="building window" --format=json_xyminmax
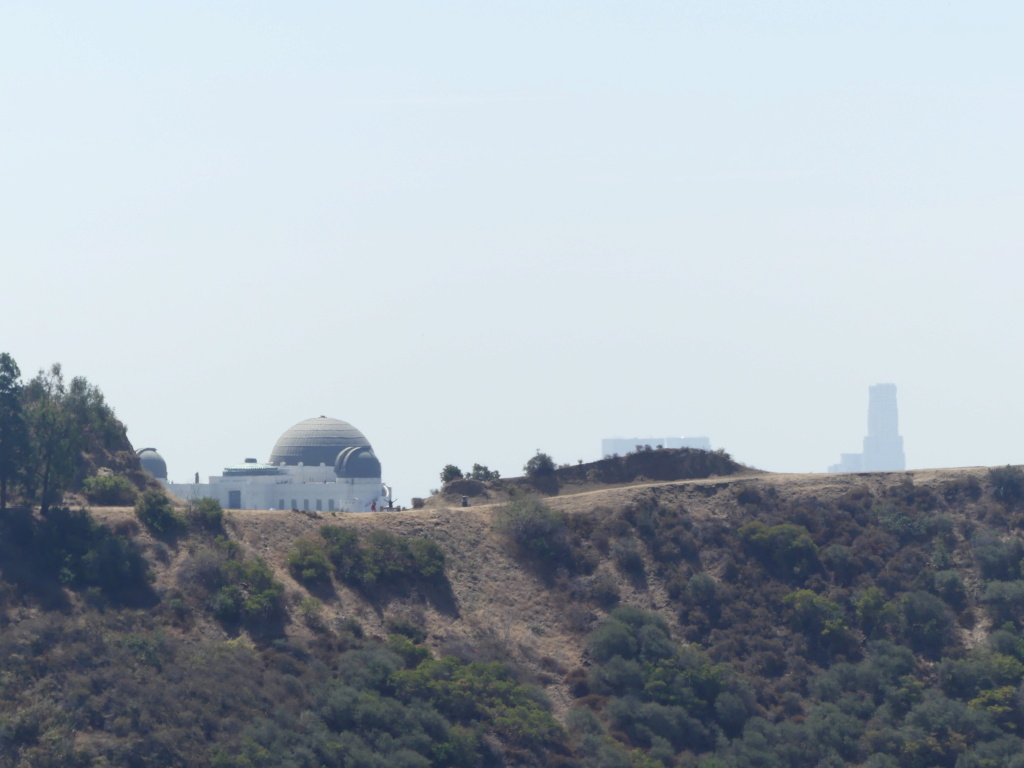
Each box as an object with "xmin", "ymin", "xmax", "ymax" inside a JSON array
[
  {"xmin": 291, "ymin": 499, "xmax": 297, "ymax": 510},
  {"xmin": 303, "ymin": 499, "xmax": 309, "ymax": 511},
  {"xmin": 316, "ymin": 499, "xmax": 322, "ymax": 511},
  {"xmin": 279, "ymin": 499, "xmax": 285, "ymax": 510},
  {"xmin": 329, "ymin": 499, "xmax": 335, "ymax": 511}
]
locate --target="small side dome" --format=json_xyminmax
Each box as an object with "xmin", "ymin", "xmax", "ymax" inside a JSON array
[
  {"xmin": 334, "ymin": 446, "xmax": 381, "ymax": 479},
  {"xmin": 137, "ymin": 448, "xmax": 168, "ymax": 480}
]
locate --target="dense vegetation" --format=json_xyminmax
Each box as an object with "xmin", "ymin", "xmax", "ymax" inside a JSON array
[
  {"xmin": 493, "ymin": 469, "xmax": 1024, "ymax": 767},
  {"xmin": 0, "ymin": 609, "xmax": 568, "ymax": 767},
  {"xmin": 0, "ymin": 502, "xmax": 568, "ymax": 766},
  {"xmin": 284, "ymin": 527, "xmax": 447, "ymax": 604},
  {"xmin": 8, "ymin": 462, "xmax": 1024, "ymax": 766},
  {"xmin": 0, "ymin": 353, "xmax": 142, "ymax": 514}
]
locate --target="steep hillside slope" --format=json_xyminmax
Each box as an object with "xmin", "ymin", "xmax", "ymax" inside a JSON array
[{"xmin": 5, "ymin": 465, "xmax": 1024, "ymax": 767}]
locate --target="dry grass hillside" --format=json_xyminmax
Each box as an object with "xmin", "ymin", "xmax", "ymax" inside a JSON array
[
  {"xmin": 92, "ymin": 465, "xmax": 994, "ymax": 715},
  {"xmin": 11, "ymin": 458, "xmax": 1024, "ymax": 767}
]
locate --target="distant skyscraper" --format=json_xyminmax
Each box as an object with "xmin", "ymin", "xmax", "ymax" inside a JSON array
[
  {"xmin": 828, "ymin": 383, "xmax": 906, "ymax": 473},
  {"xmin": 862, "ymin": 383, "xmax": 905, "ymax": 471}
]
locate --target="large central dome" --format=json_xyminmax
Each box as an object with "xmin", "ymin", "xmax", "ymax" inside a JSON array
[{"xmin": 269, "ymin": 416, "xmax": 371, "ymax": 467}]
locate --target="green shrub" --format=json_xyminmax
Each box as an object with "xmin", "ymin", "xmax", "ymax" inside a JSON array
[
  {"xmin": 495, "ymin": 497, "xmax": 574, "ymax": 573},
  {"xmin": 287, "ymin": 538, "xmax": 333, "ymax": 584},
  {"xmin": 318, "ymin": 525, "xmax": 446, "ymax": 586},
  {"xmin": 783, "ymin": 590, "xmax": 848, "ymax": 642},
  {"xmin": 990, "ymin": 465, "xmax": 1024, "ymax": 505},
  {"xmin": 612, "ymin": 539, "xmax": 645, "ymax": 578},
  {"xmin": 687, "ymin": 573, "xmax": 718, "ymax": 606},
  {"xmin": 584, "ymin": 571, "xmax": 621, "ymax": 608},
  {"xmin": 361, "ymin": 529, "xmax": 414, "ymax": 584},
  {"xmin": 973, "ymin": 532, "xmax": 1024, "ymax": 581},
  {"xmin": 134, "ymin": 489, "xmax": 186, "ymax": 536},
  {"xmin": 297, "ymin": 596, "xmax": 326, "ymax": 630},
  {"xmin": 9, "ymin": 506, "xmax": 151, "ymax": 601},
  {"xmin": 901, "ymin": 590, "xmax": 955, "ymax": 658},
  {"xmin": 822, "ymin": 544, "xmax": 860, "ymax": 583},
  {"xmin": 390, "ymin": 655, "xmax": 565, "ymax": 749},
  {"xmin": 407, "ymin": 538, "xmax": 445, "ymax": 580},
  {"xmin": 209, "ymin": 584, "xmax": 244, "ymax": 622},
  {"xmin": 983, "ymin": 581, "xmax": 1024, "ymax": 628},
  {"xmin": 739, "ymin": 521, "xmax": 819, "ymax": 579},
  {"xmin": 932, "ymin": 570, "xmax": 967, "ymax": 611},
  {"xmin": 189, "ymin": 497, "xmax": 224, "ymax": 530},
  {"xmin": 321, "ymin": 526, "xmax": 363, "ymax": 580},
  {"xmin": 874, "ymin": 503, "xmax": 928, "ymax": 543},
  {"xmin": 206, "ymin": 544, "xmax": 285, "ymax": 629},
  {"xmin": 855, "ymin": 587, "xmax": 903, "ymax": 638},
  {"xmin": 386, "ymin": 614, "xmax": 427, "ymax": 643},
  {"xmin": 589, "ymin": 620, "xmax": 638, "ymax": 663},
  {"xmin": 82, "ymin": 474, "xmax": 137, "ymax": 506}
]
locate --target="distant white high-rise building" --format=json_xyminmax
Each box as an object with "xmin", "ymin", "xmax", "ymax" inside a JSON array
[
  {"xmin": 862, "ymin": 383, "xmax": 905, "ymax": 471},
  {"xmin": 828, "ymin": 384, "xmax": 906, "ymax": 473}
]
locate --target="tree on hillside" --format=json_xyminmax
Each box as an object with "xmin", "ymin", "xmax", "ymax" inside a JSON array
[
  {"xmin": 440, "ymin": 464, "xmax": 464, "ymax": 484},
  {"xmin": 0, "ymin": 353, "xmax": 28, "ymax": 512},
  {"xmin": 469, "ymin": 463, "xmax": 500, "ymax": 481},
  {"xmin": 24, "ymin": 365, "xmax": 82, "ymax": 515},
  {"xmin": 524, "ymin": 451, "xmax": 558, "ymax": 494},
  {"xmin": 524, "ymin": 451, "xmax": 555, "ymax": 479},
  {"xmin": 65, "ymin": 370, "xmax": 122, "ymax": 458}
]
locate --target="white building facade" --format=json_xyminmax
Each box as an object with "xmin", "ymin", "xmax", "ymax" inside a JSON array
[{"xmin": 139, "ymin": 416, "xmax": 386, "ymax": 512}]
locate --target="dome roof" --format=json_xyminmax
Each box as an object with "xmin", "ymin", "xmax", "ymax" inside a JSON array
[
  {"xmin": 334, "ymin": 446, "xmax": 382, "ymax": 478},
  {"xmin": 268, "ymin": 416, "xmax": 372, "ymax": 467},
  {"xmin": 137, "ymin": 448, "xmax": 168, "ymax": 480}
]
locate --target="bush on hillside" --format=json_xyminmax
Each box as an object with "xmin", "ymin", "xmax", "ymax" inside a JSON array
[
  {"xmin": 134, "ymin": 489, "xmax": 186, "ymax": 536},
  {"xmin": 612, "ymin": 539, "xmax": 645, "ymax": 579},
  {"xmin": 973, "ymin": 532, "xmax": 1024, "ymax": 581},
  {"xmin": 320, "ymin": 526, "xmax": 364, "ymax": 580},
  {"xmin": 0, "ymin": 506, "xmax": 151, "ymax": 603},
  {"xmin": 188, "ymin": 497, "xmax": 224, "ymax": 531},
  {"xmin": 82, "ymin": 474, "xmax": 137, "ymax": 506},
  {"xmin": 317, "ymin": 525, "xmax": 446, "ymax": 587},
  {"xmin": 287, "ymin": 538, "xmax": 333, "ymax": 584},
  {"xmin": 990, "ymin": 465, "xmax": 1024, "ymax": 506},
  {"xmin": 495, "ymin": 496, "xmax": 574, "ymax": 574},
  {"xmin": 739, "ymin": 521, "xmax": 819, "ymax": 580},
  {"xmin": 213, "ymin": 550, "xmax": 284, "ymax": 628}
]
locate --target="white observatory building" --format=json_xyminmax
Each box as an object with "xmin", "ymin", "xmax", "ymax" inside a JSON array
[{"xmin": 138, "ymin": 416, "xmax": 386, "ymax": 512}]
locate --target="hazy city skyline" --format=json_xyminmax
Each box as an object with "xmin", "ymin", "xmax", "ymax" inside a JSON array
[{"xmin": 4, "ymin": 3, "xmax": 1023, "ymax": 500}]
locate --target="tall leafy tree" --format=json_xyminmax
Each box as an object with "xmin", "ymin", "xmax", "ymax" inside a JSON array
[
  {"xmin": 24, "ymin": 364, "xmax": 83, "ymax": 515},
  {"xmin": 23, "ymin": 364, "xmax": 122, "ymax": 514},
  {"xmin": 0, "ymin": 353, "xmax": 28, "ymax": 511}
]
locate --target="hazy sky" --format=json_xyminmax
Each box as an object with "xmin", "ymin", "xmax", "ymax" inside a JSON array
[{"xmin": 3, "ymin": 2, "xmax": 1023, "ymax": 501}]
